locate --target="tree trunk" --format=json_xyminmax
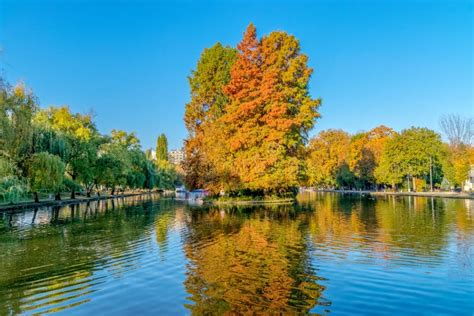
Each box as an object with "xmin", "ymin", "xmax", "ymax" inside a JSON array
[
  {"xmin": 429, "ymin": 156, "xmax": 433, "ymax": 192},
  {"xmin": 34, "ymin": 192, "xmax": 39, "ymax": 203},
  {"xmin": 71, "ymin": 174, "xmax": 76, "ymax": 199},
  {"xmin": 86, "ymin": 190, "xmax": 91, "ymax": 198},
  {"xmin": 412, "ymin": 177, "xmax": 416, "ymax": 192},
  {"xmin": 55, "ymin": 192, "xmax": 61, "ymax": 201},
  {"xmin": 111, "ymin": 187, "xmax": 115, "ymax": 196}
]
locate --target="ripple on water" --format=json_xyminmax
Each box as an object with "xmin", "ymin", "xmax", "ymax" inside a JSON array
[{"xmin": 0, "ymin": 193, "xmax": 473, "ymax": 315}]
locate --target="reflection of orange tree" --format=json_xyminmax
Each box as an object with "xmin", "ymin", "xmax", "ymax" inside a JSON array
[
  {"xmin": 303, "ymin": 193, "xmax": 366, "ymax": 246},
  {"xmin": 183, "ymin": 206, "xmax": 325, "ymax": 314}
]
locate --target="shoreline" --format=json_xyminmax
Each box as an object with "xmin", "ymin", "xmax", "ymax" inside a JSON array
[
  {"xmin": 3, "ymin": 189, "xmax": 472, "ymax": 213},
  {"xmin": 0, "ymin": 192, "xmax": 159, "ymax": 213},
  {"xmin": 312, "ymin": 189, "xmax": 474, "ymax": 200}
]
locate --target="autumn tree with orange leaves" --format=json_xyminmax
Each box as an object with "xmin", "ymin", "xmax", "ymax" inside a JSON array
[
  {"xmin": 222, "ymin": 24, "xmax": 320, "ymax": 193},
  {"xmin": 184, "ymin": 24, "xmax": 321, "ymax": 195},
  {"xmin": 306, "ymin": 126, "xmax": 396, "ymax": 190}
]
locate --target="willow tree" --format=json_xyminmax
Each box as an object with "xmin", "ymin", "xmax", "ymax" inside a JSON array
[
  {"xmin": 28, "ymin": 152, "xmax": 65, "ymax": 202},
  {"xmin": 34, "ymin": 106, "xmax": 98, "ymax": 198},
  {"xmin": 220, "ymin": 24, "xmax": 320, "ymax": 194},
  {"xmin": 0, "ymin": 83, "xmax": 38, "ymax": 176}
]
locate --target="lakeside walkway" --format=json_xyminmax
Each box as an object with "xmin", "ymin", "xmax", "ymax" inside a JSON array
[
  {"xmin": 316, "ymin": 189, "xmax": 474, "ymax": 199},
  {"xmin": 0, "ymin": 192, "xmax": 158, "ymax": 213}
]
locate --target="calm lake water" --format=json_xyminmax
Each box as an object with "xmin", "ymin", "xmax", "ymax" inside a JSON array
[{"xmin": 0, "ymin": 193, "xmax": 473, "ymax": 315}]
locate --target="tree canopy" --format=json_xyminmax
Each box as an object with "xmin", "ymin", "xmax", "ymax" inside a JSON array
[
  {"xmin": 0, "ymin": 77, "xmax": 181, "ymax": 203},
  {"xmin": 184, "ymin": 24, "xmax": 320, "ymax": 195},
  {"xmin": 156, "ymin": 133, "xmax": 168, "ymax": 161}
]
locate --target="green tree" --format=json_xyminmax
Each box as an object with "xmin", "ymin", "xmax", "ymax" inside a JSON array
[
  {"xmin": 143, "ymin": 159, "xmax": 158, "ymax": 190},
  {"xmin": 99, "ymin": 130, "xmax": 152, "ymax": 194},
  {"xmin": 442, "ymin": 144, "xmax": 473, "ymax": 189},
  {"xmin": 34, "ymin": 106, "xmax": 98, "ymax": 198},
  {"xmin": 0, "ymin": 157, "xmax": 27, "ymax": 203},
  {"xmin": 156, "ymin": 134, "xmax": 168, "ymax": 161},
  {"xmin": 95, "ymin": 153, "xmax": 124, "ymax": 195},
  {"xmin": 110, "ymin": 129, "xmax": 140, "ymax": 150},
  {"xmin": 28, "ymin": 152, "xmax": 65, "ymax": 202},
  {"xmin": 375, "ymin": 127, "xmax": 444, "ymax": 191},
  {"xmin": 183, "ymin": 42, "xmax": 238, "ymax": 190},
  {"xmin": 0, "ymin": 83, "xmax": 38, "ymax": 176},
  {"xmin": 307, "ymin": 129, "xmax": 350, "ymax": 188}
]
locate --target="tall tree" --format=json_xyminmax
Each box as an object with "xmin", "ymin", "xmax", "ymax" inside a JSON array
[
  {"xmin": 183, "ymin": 43, "xmax": 237, "ymax": 190},
  {"xmin": 101, "ymin": 129, "xmax": 144, "ymax": 194},
  {"xmin": 307, "ymin": 129, "xmax": 350, "ymax": 188},
  {"xmin": 442, "ymin": 144, "xmax": 474, "ymax": 189},
  {"xmin": 347, "ymin": 126, "xmax": 395, "ymax": 189},
  {"xmin": 220, "ymin": 24, "xmax": 321, "ymax": 193},
  {"xmin": 0, "ymin": 83, "xmax": 38, "ymax": 176},
  {"xmin": 34, "ymin": 106, "xmax": 98, "ymax": 198},
  {"xmin": 28, "ymin": 152, "xmax": 65, "ymax": 202},
  {"xmin": 156, "ymin": 133, "xmax": 168, "ymax": 161},
  {"xmin": 375, "ymin": 127, "xmax": 444, "ymax": 191}
]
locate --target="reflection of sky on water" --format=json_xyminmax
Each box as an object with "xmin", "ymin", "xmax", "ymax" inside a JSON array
[{"xmin": 0, "ymin": 193, "xmax": 473, "ymax": 315}]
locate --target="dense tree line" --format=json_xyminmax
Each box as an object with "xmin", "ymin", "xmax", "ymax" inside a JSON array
[
  {"xmin": 0, "ymin": 79, "xmax": 179, "ymax": 203},
  {"xmin": 184, "ymin": 25, "xmax": 473, "ymax": 195},
  {"xmin": 306, "ymin": 125, "xmax": 473, "ymax": 191}
]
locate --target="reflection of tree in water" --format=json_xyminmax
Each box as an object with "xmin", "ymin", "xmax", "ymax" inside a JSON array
[
  {"xmin": 299, "ymin": 192, "xmax": 474, "ymax": 263},
  {"xmin": 0, "ymin": 194, "xmax": 161, "ymax": 315},
  {"xmin": 374, "ymin": 196, "xmax": 448, "ymax": 257},
  {"xmin": 183, "ymin": 205, "xmax": 327, "ymax": 314},
  {"xmin": 154, "ymin": 199, "xmax": 179, "ymax": 257}
]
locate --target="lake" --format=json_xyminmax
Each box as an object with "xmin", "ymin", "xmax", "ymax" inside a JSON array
[{"xmin": 0, "ymin": 193, "xmax": 473, "ymax": 315}]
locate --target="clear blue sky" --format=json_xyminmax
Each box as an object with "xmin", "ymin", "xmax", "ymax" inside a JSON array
[{"xmin": 0, "ymin": 0, "xmax": 472, "ymax": 150}]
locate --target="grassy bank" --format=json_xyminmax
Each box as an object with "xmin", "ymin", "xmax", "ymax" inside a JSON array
[
  {"xmin": 210, "ymin": 198, "xmax": 295, "ymax": 205},
  {"xmin": 206, "ymin": 193, "xmax": 296, "ymax": 205}
]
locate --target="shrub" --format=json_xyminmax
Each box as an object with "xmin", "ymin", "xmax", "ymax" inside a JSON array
[{"xmin": 0, "ymin": 176, "xmax": 28, "ymax": 203}]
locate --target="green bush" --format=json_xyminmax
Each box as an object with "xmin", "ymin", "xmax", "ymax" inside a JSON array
[{"xmin": 0, "ymin": 176, "xmax": 28, "ymax": 203}]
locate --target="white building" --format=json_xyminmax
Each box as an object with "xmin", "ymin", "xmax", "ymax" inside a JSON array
[
  {"xmin": 463, "ymin": 166, "xmax": 474, "ymax": 192},
  {"xmin": 168, "ymin": 149, "xmax": 185, "ymax": 165}
]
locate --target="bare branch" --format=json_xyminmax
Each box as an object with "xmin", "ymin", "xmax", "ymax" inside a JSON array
[{"xmin": 439, "ymin": 114, "xmax": 474, "ymax": 146}]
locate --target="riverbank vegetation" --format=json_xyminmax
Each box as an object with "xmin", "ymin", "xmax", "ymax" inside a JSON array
[
  {"xmin": 0, "ymin": 79, "xmax": 180, "ymax": 204},
  {"xmin": 307, "ymin": 122, "xmax": 473, "ymax": 191},
  {"xmin": 2, "ymin": 24, "xmax": 472, "ymax": 203},
  {"xmin": 184, "ymin": 24, "xmax": 473, "ymax": 197}
]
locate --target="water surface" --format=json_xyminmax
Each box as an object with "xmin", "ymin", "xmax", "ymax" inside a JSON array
[{"xmin": 0, "ymin": 193, "xmax": 473, "ymax": 315}]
